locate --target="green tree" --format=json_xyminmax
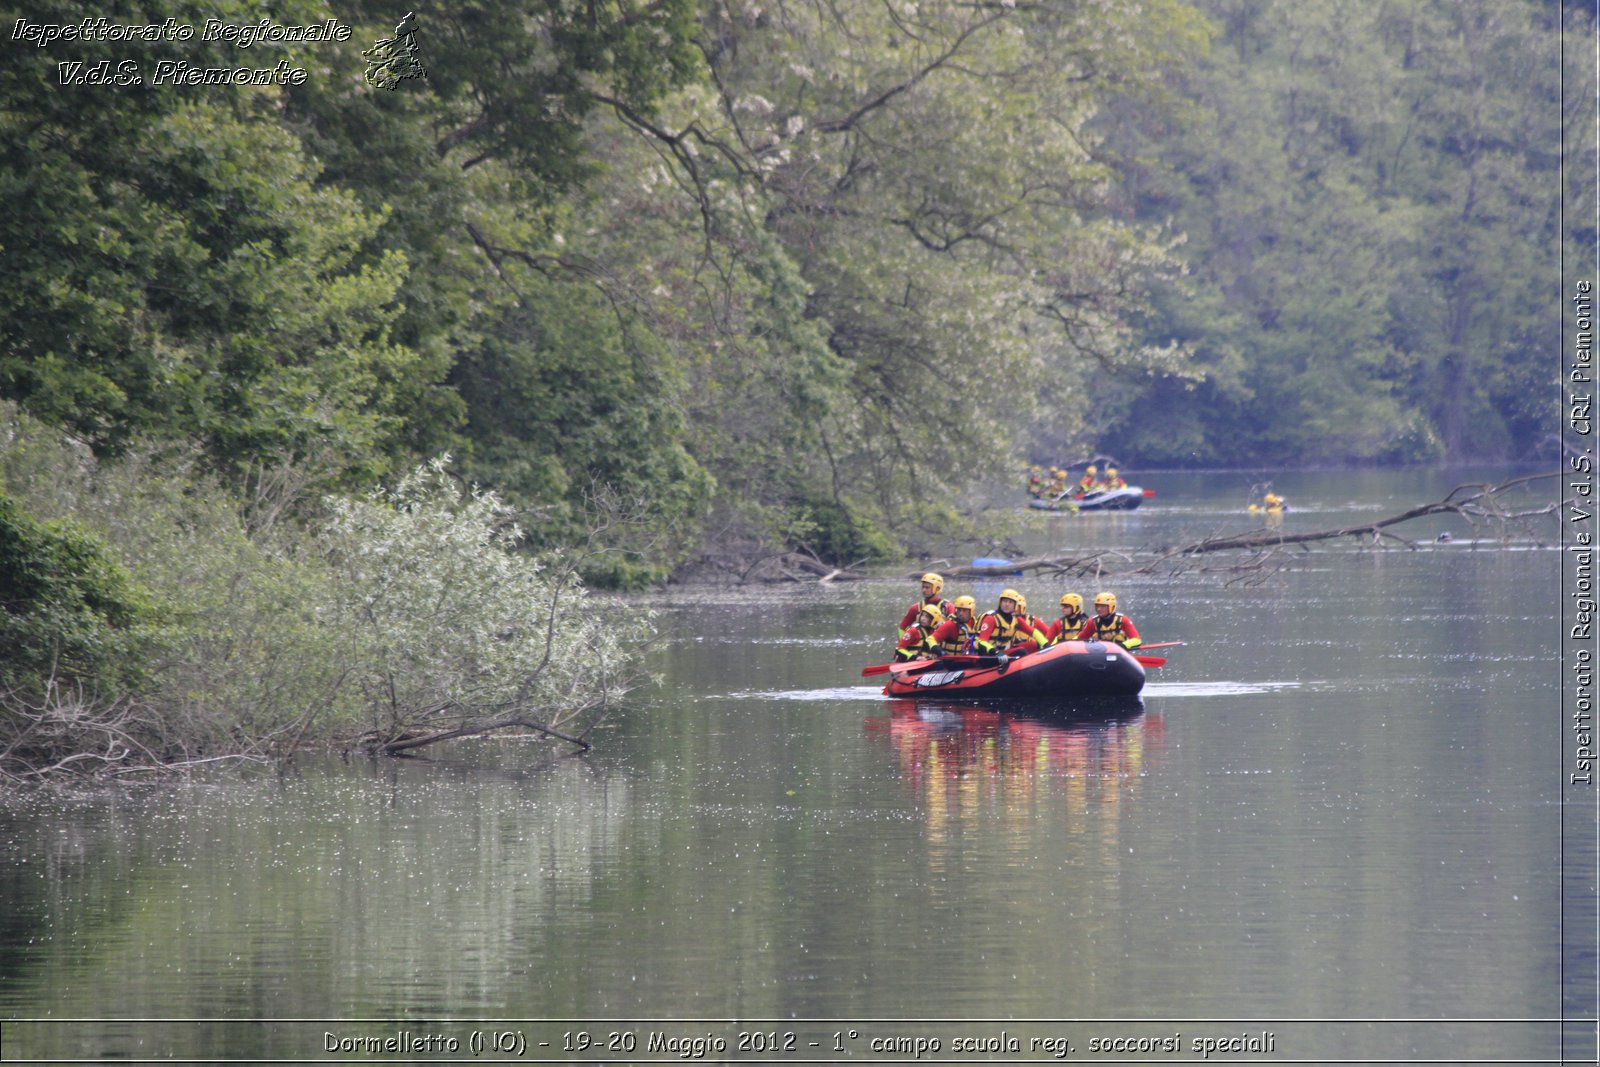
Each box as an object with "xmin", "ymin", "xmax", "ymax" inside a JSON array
[
  {"xmin": 447, "ymin": 271, "xmax": 715, "ymax": 586},
  {"xmin": 1098, "ymin": 0, "xmax": 1569, "ymax": 465},
  {"xmin": 564, "ymin": 0, "xmax": 1204, "ymax": 554},
  {"xmin": 0, "ymin": 492, "xmax": 160, "ymax": 698},
  {"xmin": 0, "ymin": 1, "xmax": 440, "ymax": 487}
]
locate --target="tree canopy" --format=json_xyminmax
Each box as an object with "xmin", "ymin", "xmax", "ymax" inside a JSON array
[
  {"xmin": 0, "ymin": 0, "xmax": 1576, "ymax": 584},
  {"xmin": 1095, "ymin": 0, "xmax": 1577, "ymax": 466}
]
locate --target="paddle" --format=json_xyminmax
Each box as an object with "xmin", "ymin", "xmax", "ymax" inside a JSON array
[
  {"xmin": 862, "ymin": 654, "xmax": 1006, "ymax": 677},
  {"xmin": 868, "ymin": 649, "xmax": 1165, "ymax": 678}
]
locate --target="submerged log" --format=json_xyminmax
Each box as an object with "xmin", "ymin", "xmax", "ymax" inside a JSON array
[
  {"xmin": 372, "ymin": 716, "xmax": 594, "ymax": 755},
  {"xmin": 740, "ymin": 549, "xmax": 870, "ymax": 584}
]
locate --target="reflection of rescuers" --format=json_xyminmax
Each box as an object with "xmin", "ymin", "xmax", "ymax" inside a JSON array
[
  {"xmin": 895, "ymin": 604, "xmax": 945, "ymax": 661},
  {"xmin": 1076, "ymin": 592, "xmax": 1142, "ymax": 649},
  {"xmin": 897, "ymin": 573, "xmax": 954, "ymax": 634},
  {"xmin": 926, "ymin": 595, "xmax": 979, "ymax": 655},
  {"xmin": 975, "ymin": 590, "xmax": 1048, "ymax": 656},
  {"xmin": 1044, "ymin": 593, "xmax": 1091, "ymax": 646}
]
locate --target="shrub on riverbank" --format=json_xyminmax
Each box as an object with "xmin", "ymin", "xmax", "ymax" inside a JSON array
[
  {"xmin": 0, "ymin": 407, "xmax": 649, "ymax": 780},
  {"xmin": 0, "ymin": 491, "xmax": 163, "ymax": 698}
]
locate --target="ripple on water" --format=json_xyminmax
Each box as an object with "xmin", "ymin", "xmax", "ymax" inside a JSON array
[
  {"xmin": 722, "ymin": 686, "xmax": 886, "ymax": 701},
  {"xmin": 730, "ymin": 681, "xmax": 1310, "ymax": 700},
  {"xmin": 1143, "ymin": 680, "xmax": 1303, "ymax": 697}
]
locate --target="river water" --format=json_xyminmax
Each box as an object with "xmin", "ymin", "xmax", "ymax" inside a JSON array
[{"xmin": 1, "ymin": 467, "xmax": 1593, "ymax": 1064}]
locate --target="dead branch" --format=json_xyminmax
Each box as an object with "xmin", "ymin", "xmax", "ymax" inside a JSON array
[
  {"xmin": 108, "ymin": 754, "xmax": 271, "ymax": 776},
  {"xmin": 920, "ymin": 550, "xmax": 1135, "ymax": 581},
  {"xmin": 741, "ymin": 550, "xmax": 871, "ymax": 583},
  {"xmin": 903, "ymin": 473, "xmax": 1565, "ymax": 581},
  {"xmin": 373, "ymin": 715, "xmax": 594, "ymax": 755},
  {"xmin": 1154, "ymin": 471, "xmax": 1563, "ymax": 560}
]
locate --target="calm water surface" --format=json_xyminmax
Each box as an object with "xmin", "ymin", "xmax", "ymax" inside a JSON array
[{"xmin": 1, "ymin": 468, "xmax": 1591, "ymax": 1063}]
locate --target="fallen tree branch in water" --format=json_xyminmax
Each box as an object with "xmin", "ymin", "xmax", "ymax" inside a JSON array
[
  {"xmin": 936, "ymin": 551, "xmax": 1136, "ymax": 582},
  {"xmin": 740, "ymin": 549, "xmax": 872, "ymax": 583},
  {"xmin": 1151, "ymin": 471, "xmax": 1563, "ymax": 559},
  {"xmin": 907, "ymin": 472, "xmax": 1564, "ymax": 581},
  {"xmin": 108, "ymin": 754, "xmax": 272, "ymax": 776},
  {"xmin": 372, "ymin": 713, "xmax": 595, "ymax": 755}
]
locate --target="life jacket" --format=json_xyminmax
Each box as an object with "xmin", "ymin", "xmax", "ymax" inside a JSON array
[
  {"xmin": 976, "ymin": 610, "xmax": 1024, "ymax": 653},
  {"xmin": 1087, "ymin": 612, "xmax": 1135, "ymax": 646},
  {"xmin": 1050, "ymin": 610, "xmax": 1089, "ymax": 644},
  {"xmin": 900, "ymin": 596, "xmax": 954, "ymax": 634},
  {"xmin": 895, "ymin": 624, "xmax": 938, "ymax": 661},
  {"xmin": 935, "ymin": 618, "xmax": 975, "ymax": 655}
]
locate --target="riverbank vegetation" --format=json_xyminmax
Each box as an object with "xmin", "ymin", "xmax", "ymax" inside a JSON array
[
  {"xmin": 1, "ymin": 0, "xmax": 1582, "ymax": 773},
  {"xmin": 0, "ymin": 406, "xmax": 647, "ymax": 780}
]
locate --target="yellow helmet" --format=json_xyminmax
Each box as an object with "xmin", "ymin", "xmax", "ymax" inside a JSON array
[
  {"xmin": 1094, "ymin": 592, "xmax": 1117, "ymax": 611},
  {"xmin": 1107, "ymin": 467, "xmax": 1118, "ymax": 476},
  {"xmin": 999, "ymin": 588, "xmax": 1022, "ymax": 608},
  {"xmin": 1060, "ymin": 593, "xmax": 1083, "ymax": 612},
  {"xmin": 920, "ymin": 572, "xmax": 944, "ymax": 594},
  {"xmin": 917, "ymin": 603, "xmax": 945, "ymax": 626},
  {"xmin": 1086, "ymin": 465, "xmax": 1098, "ymax": 475},
  {"xmin": 953, "ymin": 595, "xmax": 977, "ymax": 613},
  {"xmin": 1015, "ymin": 594, "xmax": 1028, "ymax": 614}
]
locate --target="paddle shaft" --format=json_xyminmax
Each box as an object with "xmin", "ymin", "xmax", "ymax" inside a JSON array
[
  {"xmin": 865, "ymin": 647, "xmax": 1170, "ymax": 676},
  {"xmin": 863, "ymin": 653, "xmax": 1014, "ymax": 676}
]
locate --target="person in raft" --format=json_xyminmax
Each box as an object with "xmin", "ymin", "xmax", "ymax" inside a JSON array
[
  {"xmin": 1077, "ymin": 592, "xmax": 1142, "ymax": 649},
  {"xmin": 895, "ymin": 603, "xmax": 945, "ymax": 661},
  {"xmin": 926, "ymin": 595, "xmax": 979, "ymax": 656},
  {"xmin": 1013, "ymin": 594, "xmax": 1050, "ymax": 654},
  {"xmin": 898, "ymin": 572, "xmax": 954, "ymax": 635},
  {"xmin": 1071, "ymin": 466, "xmax": 1100, "ymax": 497},
  {"xmin": 1101, "ymin": 467, "xmax": 1128, "ymax": 490},
  {"xmin": 1043, "ymin": 593, "xmax": 1091, "ymax": 646},
  {"xmin": 975, "ymin": 589, "xmax": 1046, "ymax": 656}
]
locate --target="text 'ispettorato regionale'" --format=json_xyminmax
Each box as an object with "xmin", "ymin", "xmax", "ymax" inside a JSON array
[{"xmin": 10, "ymin": 17, "xmax": 352, "ymax": 87}]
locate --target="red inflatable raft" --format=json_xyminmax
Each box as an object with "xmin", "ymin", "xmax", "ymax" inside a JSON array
[{"xmin": 882, "ymin": 640, "xmax": 1147, "ymax": 699}]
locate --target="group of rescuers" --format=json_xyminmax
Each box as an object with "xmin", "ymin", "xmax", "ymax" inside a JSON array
[
  {"xmin": 1027, "ymin": 464, "xmax": 1128, "ymax": 500},
  {"xmin": 894, "ymin": 572, "xmax": 1141, "ymax": 663}
]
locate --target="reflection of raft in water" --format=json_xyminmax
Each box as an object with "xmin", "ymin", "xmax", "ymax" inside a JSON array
[
  {"xmin": 1029, "ymin": 486, "xmax": 1147, "ymax": 512},
  {"xmin": 882, "ymin": 640, "xmax": 1146, "ymax": 699}
]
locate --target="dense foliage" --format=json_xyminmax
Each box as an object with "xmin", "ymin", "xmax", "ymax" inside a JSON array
[
  {"xmin": 1095, "ymin": 0, "xmax": 1582, "ymax": 466},
  {"xmin": 0, "ymin": 490, "xmax": 161, "ymax": 697},
  {"xmin": 0, "ymin": 1, "xmax": 1577, "ymax": 757},
  {"xmin": 5, "ymin": 0, "xmax": 1571, "ymax": 566},
  {"xmin": 0, "ymin": 405, "xmax": 647, "ymax": 777}
]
